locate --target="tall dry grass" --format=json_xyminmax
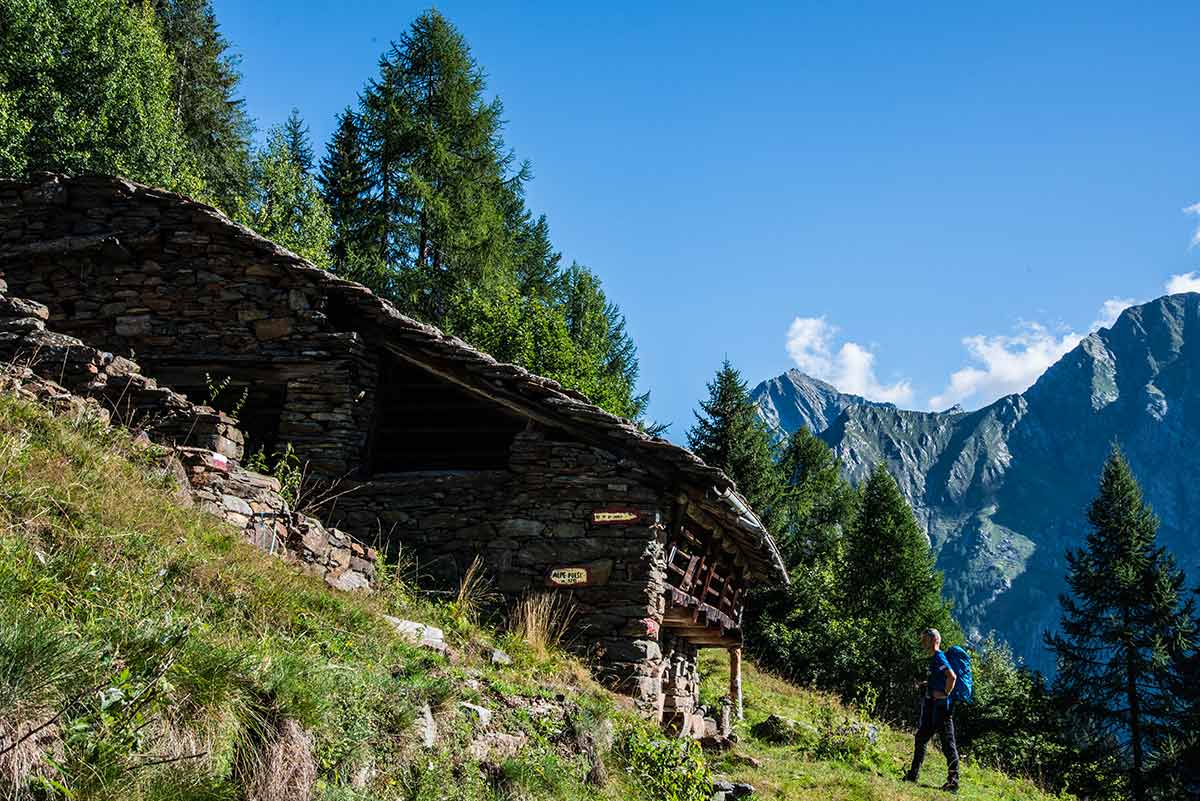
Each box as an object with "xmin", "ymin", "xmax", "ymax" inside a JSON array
[
  {"xmin": 451, "ymin": 556, "xmax": 499, "ymax": 628},
  {"xmin": 510, "ymin": 592, "xmax": 577, "ymax": 657}
]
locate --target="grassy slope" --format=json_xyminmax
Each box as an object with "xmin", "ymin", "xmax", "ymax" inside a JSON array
[
  {"xmin": 0, "ymin": 389, "xmax": 1068, "ymax": 801},
  {"xmin": 699, "ymin": 651, "xmax": 1069, "ymax": 801},
  {"xmin": 0, "ymin": 392, "xmax": 646, "ymax": 801}
]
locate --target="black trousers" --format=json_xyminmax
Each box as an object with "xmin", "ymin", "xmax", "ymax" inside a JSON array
[{"xmin": 908, "ymin": 696, "xmax": 959, "ymax": 783}]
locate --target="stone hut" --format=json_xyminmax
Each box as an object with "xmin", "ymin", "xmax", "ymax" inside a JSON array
[{"xmin": 0, "ymin": 173, "xmax": 787, "ymax": 735}]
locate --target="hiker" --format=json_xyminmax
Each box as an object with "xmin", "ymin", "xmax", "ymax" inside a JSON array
[{"xmin": 903, "ymin": 627, "xmax": 960, "ymax": 793}]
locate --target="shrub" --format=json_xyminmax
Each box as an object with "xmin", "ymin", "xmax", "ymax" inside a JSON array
[{"xmin": 617, "ymin": 725, "xmax": 711, "ymax": 801}]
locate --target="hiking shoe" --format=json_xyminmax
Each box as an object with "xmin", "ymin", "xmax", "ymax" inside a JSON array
[
  {"xmin": 901, "ymin": 773, "xmax": 918, "ymax": 783},
  {"xmin": 941, "ymin": 781, "xmax": 959, "ymax": 793}
]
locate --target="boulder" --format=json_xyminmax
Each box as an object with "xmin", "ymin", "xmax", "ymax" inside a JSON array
[
  {"xmin": 749, "ymin": 715, "xmax": 817, "ymax": 748},
  {"xmin": 383, "ymin": 616, "xmax": 447, "ymax": 654}
]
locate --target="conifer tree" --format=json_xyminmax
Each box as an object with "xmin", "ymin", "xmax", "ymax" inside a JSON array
[
  {"xmin": 153, "ymin": 0, "xmax": 252, "ymax": 212},
  {"xmin": 1047, "ymin": 448, "xmax": 1197, "ymax": 801},
  {"xmin": 841, "ymin": 463, "xmax": 957, "ymax": 717},
  {"xmin": 283, "ymin": 108, "xmax": 314, "ymax": 174},
  {"xmin": 243, "ymin": 126, "xmax": 332, "ymax": 267},
  {"xmin": 344, "ymin": 9, "xmax": 652, "ymax": 425},
  {"xmin": 359, "ymin": 10, "xmax": 513, "ymax": 320},
  {"xmin": 744, "ymin": 429, "xmax": 854, "ymax": 688},
  {"xmin": 775, "ymin": 426, "xmax": 855, "ymax": 565},
  {"xmin": 686, "ymin": 360, "xmax": 783, "ymax": 533},
  {"xmin": 319, "ymin": 108, "xmax": 386, "ymax": 288},
  {"xmin": 557, "ymin": 264, "xmax": 648, "ymax": 422}
]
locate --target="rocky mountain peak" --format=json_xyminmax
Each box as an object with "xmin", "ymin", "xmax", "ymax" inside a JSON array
[{"xmin": 751, "ymin": 293, "xmax": 1200, "ymax": 672}]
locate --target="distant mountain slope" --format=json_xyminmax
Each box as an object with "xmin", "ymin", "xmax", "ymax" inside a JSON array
[
  {"xmin": 754, "ymin": 369, "xmax": 894, "ymax": 440},
  {"xmin": 752, "ymin": 293, "xmax": 1200, "ymax": 672}
]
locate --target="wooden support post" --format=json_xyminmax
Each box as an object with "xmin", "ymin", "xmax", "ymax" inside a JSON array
[{"xmin": 729, "ymin": 647, "xmax": 744, "ymax": 721}]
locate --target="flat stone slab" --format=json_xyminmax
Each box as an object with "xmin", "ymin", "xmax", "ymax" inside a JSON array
[{"xmin": 383, "ymin": 616, "xmax": 447, "ymax": 654}]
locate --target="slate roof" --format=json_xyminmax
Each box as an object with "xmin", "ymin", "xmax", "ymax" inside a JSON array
[{"xmin": 1, "ymin": 173, "xmax": 789, "ymax": 585}]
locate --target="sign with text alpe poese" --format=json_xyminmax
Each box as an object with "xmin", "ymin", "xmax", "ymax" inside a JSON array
[
  {"xmin": 547, "ymin": 566, "xmax": 590, "ymax": 587},
  {"xmin": 545, "ymin": 559, "xmax": 614, "ymax": 588},
  {"xmin": 591, "ymin": 508, "xmax": 640, "ymax": 525}
]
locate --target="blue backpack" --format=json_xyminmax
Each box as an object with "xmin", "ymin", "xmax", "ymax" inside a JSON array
[{"xmin": 945, "ymin": 645, "xmax": 973, "ymax": 704}]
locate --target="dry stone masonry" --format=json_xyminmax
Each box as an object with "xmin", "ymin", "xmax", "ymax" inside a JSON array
[
  {"xmin": 0, "ymin": 277, "xmax": 376, "ymax": 592},
  {"xmin": 0, "ymin": 172, "xmax": 786, "ymax": 736}
]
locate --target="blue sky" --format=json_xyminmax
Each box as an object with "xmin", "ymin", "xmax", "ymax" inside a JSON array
[{"xmin": 214, "ymin": 0, "xmax": 1200, "ymax": 438}]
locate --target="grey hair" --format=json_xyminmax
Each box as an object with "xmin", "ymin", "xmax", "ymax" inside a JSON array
[{"xmin": 923, "ymin": 628, "xmax": 941, "ymax": 643}]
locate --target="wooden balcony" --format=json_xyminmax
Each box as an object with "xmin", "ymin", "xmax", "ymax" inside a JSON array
[{"xmin": 661, "ymin": 525, "xmax": 744, "ymax": 648}]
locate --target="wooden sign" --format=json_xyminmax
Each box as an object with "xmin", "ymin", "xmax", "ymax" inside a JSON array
[
  {"xmin": 547, "ymin": 566, "xmax": 590, "ymax": 587},
  {"xmin": 591, "ymin": 508, "xmax": 640, "ymax": 525},
  {"xmin": 545, "ymin": 559, "xmax": 614, "ymax": 588}
]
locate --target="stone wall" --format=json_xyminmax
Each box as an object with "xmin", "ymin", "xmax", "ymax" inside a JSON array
[
  {"xmin": 0, "ymin": 279, "xmax": 376, "ymax": 592},
  {"xmin": 332, "ymin": 428, "xmax": 675, "ymax": 711},
  {"xmin": 0, "ymin": 173, "xmax": 763, "ymax": 733},
  {"xmin": 0, "ymin": 173, "xmax": 372, "ymax": 476}
]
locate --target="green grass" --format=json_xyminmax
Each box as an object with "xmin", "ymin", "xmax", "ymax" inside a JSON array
[
  {"xmin": 0, "ymin": 392, "xmax": 656, "ymax": 801},
  {"xmin": 0, "ymin": 388, "xmax": 1071, "ymax": 801},
  {"xmin": 698, "ymin": 651, "xmax": 1072, "ymax": 801}
]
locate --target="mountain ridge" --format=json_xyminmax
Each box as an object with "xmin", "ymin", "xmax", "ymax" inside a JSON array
[{"xmin": 752, "ymin": 293, "xmax": 1200, "ymax": 672}]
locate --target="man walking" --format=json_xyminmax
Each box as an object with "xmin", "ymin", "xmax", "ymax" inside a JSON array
[{"xmin": 903, "ymin": 627, "xmax": 960, "ymax": 793}]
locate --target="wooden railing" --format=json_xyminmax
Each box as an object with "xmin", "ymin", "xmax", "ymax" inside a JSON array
[{"xmin": 664, "ymin": 526, "xmax": 743, "ymax": 635}]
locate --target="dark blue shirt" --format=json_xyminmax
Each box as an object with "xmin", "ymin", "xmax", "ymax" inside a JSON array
[{"xmin": 927, "ymin": 650, "xmax": 953, "ymax": 696}]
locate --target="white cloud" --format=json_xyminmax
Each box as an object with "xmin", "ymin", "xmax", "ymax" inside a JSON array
[
  {"xmin": 1186, "ymin": 202, "xmax": 1200, "ymax": 247},
  {"xmin": 1092, "ymin": 297, "xmax": 1135, "ymax": 329},
  {"xmin": 1165, "ymin": 271, "xmax": 1200, "ymax": 294},
  {"xmin": 785, "ymin": 316, "xmax": 914, "ymax": 405},
  {"xmin": 929, "ymin": 324, "xmax": 1084, "ymax": 410}
]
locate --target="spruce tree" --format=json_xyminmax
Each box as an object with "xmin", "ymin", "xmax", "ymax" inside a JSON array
[
  {"xmin": 283, "ymin": 108, "xmax": 314, "ymax": 174},
  {"xmin": 775, "ymin": 426, "xmax": 854, "ymax": 566},
  {"xmin": 686, "ymin": 360, "xmax": 783, "ymax": 534},
  {"xmin": 841, "ymin": 463, "xmax": 957, "ymax": 717},
  {"xmin": 153, "ymin": 0, "xmax": 252, "ymax": 212},
  {"xmin": 744, "ymin": 429, "xmax": 854, "ymax": 688},
  {"xmin": 557, "ymin": 264, "xmax": 648, "ymax": 421},
  {"xmin": 1047, "ymin": 448, "xmax": 1197, "ymax": 801},
  {"xmin": 319, "ymin": 108, "xmax": 386, "ymax": 288}
]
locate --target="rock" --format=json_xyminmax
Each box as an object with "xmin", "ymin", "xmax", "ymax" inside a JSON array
[
  {"xmin": 383, "ymin": 616, "xmax": 447, "ymax": 654},
  {"xmin": 254, "ymin": 318, "xmax": 291, "ymax": 340},
  {"xmin": 327, "ymin": 570, "xmax": 371, "ymax": 593},
  {"xmin": 711, "ymin": 779, "xmax": 756, "ymax": 800},
  {"xmin": 221, "ymin": 493, "xmax": 253, "ymax": 517},
  {"xmin": 727, "ymin": 753, "xmax": 763, "ymax": 768},
  {"xmin": 699, "ymin": 734, "xmax": 735, "ymax": 753},
  {"xmin": 459, "ymin": 701, "xmax": 492, "ymax": 728},
  {"xmin": 415, "ymin": 703, "xmax": 436, "ymax": 749},
  {"xmin": 467, "ymin": 731, "xmax": 526, "ymax": 761},
  {"xmin": 490, "ymin": 648, "xmax": 512, "ymax": 666},
  {"xmin": 749, "ymin": 715, "xmax": 817, "ymax": 747}
]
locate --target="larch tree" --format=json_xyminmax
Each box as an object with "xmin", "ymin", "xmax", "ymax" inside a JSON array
[
  {"xmin": 359, "ymin": 9, "xmax": 513, "ymax": 322},
  {"xmin": 1046, "ymin": 447, "xmax": 1197, "ymax": 801}
]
